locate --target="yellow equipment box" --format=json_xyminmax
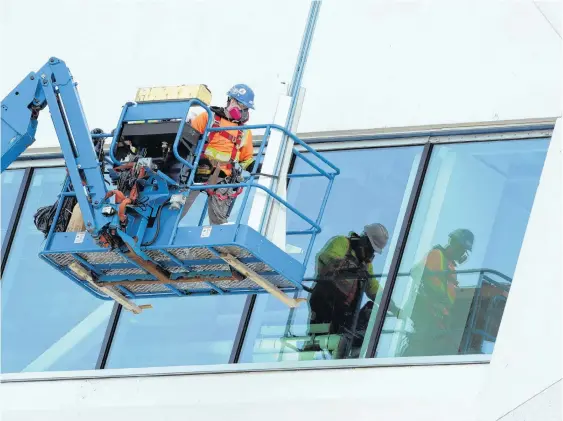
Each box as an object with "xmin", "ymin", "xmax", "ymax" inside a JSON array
[{"xmin": 135, "ymin": 84, "xmax": 212, "ymax": 105}]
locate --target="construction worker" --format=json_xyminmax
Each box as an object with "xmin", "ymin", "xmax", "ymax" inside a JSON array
[
  {"xmin": 186, "ymin": 84, "xmax": 257, "ymax": 225},
  {"xmin": 401, "ymin": 228, "xmax": 475, "ymax": 357},
  {"xmin": 307, "ymin": 223, "xmax": 390, "ymax": 358}
]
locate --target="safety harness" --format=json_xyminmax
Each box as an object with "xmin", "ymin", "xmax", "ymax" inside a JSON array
[{"xmin": 201, "ymin": 113, "xmax": 245, "ymax": 200}]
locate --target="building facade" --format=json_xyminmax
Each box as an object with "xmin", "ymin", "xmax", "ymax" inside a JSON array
[{"xmin": 1, "ymin": 1, "xmax": 561, "ymax": 420}]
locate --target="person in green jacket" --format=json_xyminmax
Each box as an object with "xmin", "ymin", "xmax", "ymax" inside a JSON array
[{"xmin": 307, "ymin": 223, "xmax": 390, "ymax": 357}]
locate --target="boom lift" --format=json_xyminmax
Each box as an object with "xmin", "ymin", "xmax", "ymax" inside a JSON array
[{"xmin": 1, "ymin": 57, "xmax": 339, "ymax": 313}]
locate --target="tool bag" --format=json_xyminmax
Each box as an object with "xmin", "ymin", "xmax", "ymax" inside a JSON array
[{"xmin": 33, "ymin": 196, "xmax": 77, "ymax": 237}]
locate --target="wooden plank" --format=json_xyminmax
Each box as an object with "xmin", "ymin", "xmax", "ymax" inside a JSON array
[
  {"xmin": 220, "ymin": 253, "xmax": 305, "ymax": 308},
  {"xmin": 69, "ymin": 262, "xmax": 147, "ymax": 314},
  {"xmin": 123, "ymin": 244, "xmax": 173, "ymax": 284},
  {"xmin": 66, "ymin": 203, "xmax": 86, "ymax": 232}
]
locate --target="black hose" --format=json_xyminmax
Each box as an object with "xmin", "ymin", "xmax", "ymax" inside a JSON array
[
  {"xmin": 141, "ymin": 202, "xmax": 167, "ymax": 246},
  {"xmin": 33, "ymin": 196, "xmax": 77, "ymax": 237}
]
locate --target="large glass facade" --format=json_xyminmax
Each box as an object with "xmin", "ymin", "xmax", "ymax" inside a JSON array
[
  {"xmin": 374, "ymin": 138, "xmax": 550, "ymax": 358},
  {"xmin": 1, "ymin": 168, "xmax": 113, "ymax": 373},
  {"xmin": 105, "ymin": 296, "xmax": 246, "ymax": 369},
  {"xmin": 105, "ymin": 179, "xmax": 253, "ymax": 369},
  {"xmin": 0, "ymin": 132, "xmax": 551, "ymax": 374},
  {"xmin": 238, "ymin": 146, "xmax": 423, "ymax": 362}
]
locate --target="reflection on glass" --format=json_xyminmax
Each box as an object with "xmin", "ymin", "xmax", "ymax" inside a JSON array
[
  {"xmin": 105, "ymin": 295, "xmax": 246, "ymax": 368},
  {"xmin": 375, "ymin": 138, "xmax": 549, "ymax": 358},
  {"xmin": 307, "ymin": 223, "xmax": 392, "ymax": 359},
  {"xmin": 1, "ymin": 168, "xmax": 112, "ymax": 373},
  {"xmin": 239, "ymin": 146, "xmax": 423, "ymax": 362},
  {"xmin": 1, "ymin": 170, "xmax": 25, "ymax": 249}
]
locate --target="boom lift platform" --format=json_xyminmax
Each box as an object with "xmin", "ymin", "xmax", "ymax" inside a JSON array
[{"xmin": 1, "ymin": 58, "xmax": 339, "ymax": 313}]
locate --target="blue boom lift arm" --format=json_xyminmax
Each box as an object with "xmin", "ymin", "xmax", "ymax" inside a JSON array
[
  {"xmin": 1, "ymin": 57, "xmax": 340, "ymax": 313},
  {"xmin": 2, "ymin": 58, "xmax": 110, "ymax": 238}
]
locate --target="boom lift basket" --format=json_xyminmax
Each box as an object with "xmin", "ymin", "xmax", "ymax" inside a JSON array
[
  {"xmin": 37, "ymin": 98, "xmax": 340, "ymax": 312},
  {"xmin": 0, "ymin": 58, "xmax": 339, "ymax": 313}
]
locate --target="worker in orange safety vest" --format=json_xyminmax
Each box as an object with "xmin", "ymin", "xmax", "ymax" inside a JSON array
[
  {"xmin": 401, "ymin": 228, "xmax": 475, "ymax": 357},
  {"xmin": 186, "ymin": 84, "xmax": 257, "ymax": 225}
]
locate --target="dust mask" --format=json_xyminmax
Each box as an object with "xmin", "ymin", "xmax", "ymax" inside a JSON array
[
  {"xmin": 227, "ymin": 105, "xmax": 242, "ymax": 121},
  {"xmin": 457, "ymin": 251, "xmax": 469, "ymax": 265}
]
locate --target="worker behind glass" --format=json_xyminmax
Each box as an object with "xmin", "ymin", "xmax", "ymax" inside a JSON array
[
  {"xmin": 307, "ymin": 223, "xmax": 392, "ymax": 359},
  {"xmin": 178, "ymin": 84, "xmax": 259, "ymax": 225},
  {"xmin": 400, "ymin": 228, "xmax": 475, "ymax": 357}
]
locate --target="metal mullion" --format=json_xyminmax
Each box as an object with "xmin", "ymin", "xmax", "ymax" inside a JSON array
[
  {"xmin": 304, "ymin": 138, "xmax": 431, "ymax": 153},
  {"xmin": 95, "ymin": 302, "xmax": 122, "ymax": 369},
  {"xmin": 1, "ymin": 167, "xmax": 34, "ymax": 277},
  {"xmin": 228, "ymin": 295, "xmax": 257, "ymax": 364},
  {"xmin": 299, "ymin": 122, "xmax": 554, "ymax": 145},
  {"xmin": 364, "ymin": 142, "xmax": 434, "ymax": 358}
]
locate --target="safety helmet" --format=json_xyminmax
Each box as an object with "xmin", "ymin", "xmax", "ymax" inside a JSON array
[
  {"xmin": 227, "ymin": 84, "xmax": 255, "ymax": 109},
  {"xmin": 448, "ymin": 229, "xmax": 474, "ymax": 251},
  {"xmin": 363, "ymin": 223, "xmax": 389, "ymax": 254}
]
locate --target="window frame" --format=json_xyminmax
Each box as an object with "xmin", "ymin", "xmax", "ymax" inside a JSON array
[
  {"xmin": 1, "ymin": 122, "xmax": 553, "ymax": 382},
  {"xmin": 1, "ymin": 168, "xmax": 33, "ymax": 275},
  {"xmin": 1, "ymin": 353, "xmax": 491, "ymax": 383}
]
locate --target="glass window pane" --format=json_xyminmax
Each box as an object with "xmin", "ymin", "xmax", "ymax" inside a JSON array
[
  {"xmin": 239, "ymin": 146, "xmax": 423, "ymax": 363},
  {"xmin": 1, "ymin": 167, "xmax": 113, "ymax": 373},
  {"xmin": 1, "ymin": 170, "xmax": 25, "ymax": 249},
  {"xmin": 105, "ymin": 296, "xmax": 246, "ymax": 368},
  {"xmin": 375, "ymin": 138, "xmax": 550, "ymax": 358}
]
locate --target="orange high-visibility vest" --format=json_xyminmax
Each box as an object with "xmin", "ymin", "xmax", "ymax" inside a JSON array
[
  {"xmin": 412, "ymin": 247, "xmax": 458, "ymax": 314},
  {"xmin": 190, "ymin": 112, "xmax": 254, "ymax": 176}
]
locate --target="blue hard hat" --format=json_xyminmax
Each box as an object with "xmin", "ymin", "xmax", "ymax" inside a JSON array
[{"xmin": 227, "ymin": 84, "xmax": 255, "ymax": 109}]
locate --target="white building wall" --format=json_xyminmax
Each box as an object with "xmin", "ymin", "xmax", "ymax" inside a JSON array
[
  {"xmin": 1, "ymin": 363, "xmax": 488, "ymax": 421},
  {"xmin": 499, "ymin": 381, "xmax": 562, "ymax": 421},
  {"xmin": 1, "ymin": 1, "xmax": 561, "ymax": 420},
  {"xmin": 1, "ymin": 0, "xmax": 561, "ymax": 148},
  {"xmin": 0, "ymin": 0, "xmax": 310, "ymax": 149},
  {"xmin": 534, "ymin": 0, "xmax": 562, "ymax": 37},
  {"xmin": 298, "ymin": 0, "xmax": 562, "ymax": 133},
  {"xmin": 476, "ymin": 119, "xmax": 562, "ymax": 421}
]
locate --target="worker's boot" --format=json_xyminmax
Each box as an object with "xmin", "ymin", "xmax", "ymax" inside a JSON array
[{"xmin": 334, "ymin": 332, "xmax": 354, "ymax": 359}]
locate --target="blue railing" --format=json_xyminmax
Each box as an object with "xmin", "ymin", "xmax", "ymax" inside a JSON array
[
  {"xmin": 168, "ymin": 100, "xmax": 340, "ymax": 266},
  {"xmin": 106, "ymin": 98, "xmax": 340, "ymax": 268}
]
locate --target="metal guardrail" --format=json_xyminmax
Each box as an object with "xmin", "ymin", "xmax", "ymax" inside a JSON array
[
  {"xmin": 181, "ymin": 119, "xmax": 340, "ymax": 268},
  {"xmin": 302, "ymin": 267, "xmax": 512, "ymax": 287},
  {"xmin": 296, "ymin": 267, "xmax": 512, "ymax": 356},
  {"xmin": 98, "ymin": 98, "xmax": 340, "ymax": 273},
  {"xmin": 106, "ymin": 98, "xmax": 340, "ymax": 268}
]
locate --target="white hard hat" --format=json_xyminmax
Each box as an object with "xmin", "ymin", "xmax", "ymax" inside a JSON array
[{"xmin": 364, "ymin": 223, "xmax": 389, "ymax": 254}]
